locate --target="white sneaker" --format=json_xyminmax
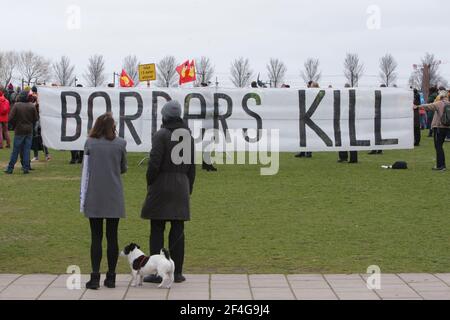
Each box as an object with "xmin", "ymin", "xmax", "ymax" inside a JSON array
[{"xmin": 31, "ymin": 157, "xmax": 39, "ymax": 162}]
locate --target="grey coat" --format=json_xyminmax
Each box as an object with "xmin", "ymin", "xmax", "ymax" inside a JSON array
[
  {"xmin": 141, "ymin": 119, "xmax": 195, "ymax": 221},
  {"xmin": 83, "ymin": 137, "xmax": 127, "ymax": 218}
]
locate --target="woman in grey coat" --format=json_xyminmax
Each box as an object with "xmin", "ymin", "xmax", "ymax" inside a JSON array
[
  {"xmin": 83, "ymin": 112, "xmax": 127, "ymax": 289},
  {"xmin": 141, "ymin": 100, "xmax": 195, "ymax": 283}
]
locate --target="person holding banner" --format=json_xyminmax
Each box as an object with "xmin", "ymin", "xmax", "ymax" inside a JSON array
[
  {"xmin": 142, "ymin": 100, "xmax": 196, "ymax": 284},
  {"xmin": 82, "ymin": 112, "xmax": 128, "ymax": 289},
  {"xmin": 415, "ymin": 90, "xmax": 450, "ymax": 171}
]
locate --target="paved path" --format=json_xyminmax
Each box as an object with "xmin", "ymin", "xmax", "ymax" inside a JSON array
[{"xmin": 2, "ymin": 273, "xmax": 450, "ymax": 300}]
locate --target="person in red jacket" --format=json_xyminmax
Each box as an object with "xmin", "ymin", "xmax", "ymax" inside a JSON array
[{"xmin": 0, "ymin": 90, "xmax": 11, "ymax": 149}]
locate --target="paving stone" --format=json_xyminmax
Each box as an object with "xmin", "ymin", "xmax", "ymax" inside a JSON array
[
  {"xmin": 211, "ymin": 274, "xmax": 248, "ymax": 282},
  {"xmin": 419, "ymin": 292, "xmax": 450, "ymax": 300},
  {"xmin": 168, "ymin": 289, "xmax": 209, "ymax": 300},
  {"xmin": 324, "ymin": 274, "xmax": 362, "ymax": 281},
  {"xmin": 327, "ymin": 279, "xmax": 367, "ymax": 289},
  {"xmin": 335, "ymin": 290, "xmax": 380, "ymax": 300},
  {"xmin": 0, "ymin": 285, "xmax": 47, "ymax": 300},
  {"xmin": 409, "ymin": 282, "xmax": 450, "ymax": 292},
  {"xmin": 288, "ymin": 280, "xmax": 331, "ymax": 289},
  {"xmin": 293, "ymin": 288, "xmax": 338, "ymax": 300},
  {"xmin": 81, "ymin": 287, "xmax": 128, "ymax": 300},
  {"xmin": 211, "ymin": 288, "xmax": 252, "ymax": 300},
  {"xmin": 12, "ymin": 274, "xmax": 57, "ymax": 286},
  {"xmin": 434, "ymin": 273, "xmax": 450, "ymax": 286},
  {"xmin": 38, "ymin": 287, "xmax": 85, "ymax": 300},
  {"xmin": 211, "ymin": 281, "xmax": 250, "ymax": 289},
  {"xmin": 0, "ymin": 274, "xmax": 21, "ymax": 287},
  {"xmin": 125, "ymin": 287, "xmax": 168, "ymax": 300},
  {"xmin": 249, "ymin": 275, "xmax": 289, "ymax": 288},
  {"xmin": 182, "ymin": 274, "xmax": 209, "ymax": 283},
  {"xmin": 398, "ymin": 273, "xmax": 440, "ymax": 283},
  {"xmin": 360, "ymin": 274, "xmax": 406, "ymax": 284},
  {"xmin": 375, "ymin": 287, "xmax": 422, "ymax": 299},
  {"xmin": 287, "ymin": 274, "xmax": 324, "ymax": 281},
  {"xmin": 252, "ymin": 287, "xmax": 295, "ymax": 300}
]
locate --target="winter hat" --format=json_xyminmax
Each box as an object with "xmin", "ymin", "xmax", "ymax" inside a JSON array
[
  {"xmin": 161, "ymin": 100, "xmax": 182, "ymax": 119},
  {"xmin": 31, "ymin": 85, "xmax": 38, "ymax": 93},
  {"xmin": 18, "ymin": 90, "xmax": 30, "ymax": 103},
  {"xmin": 7, "ymin": 83, "xmax": 13, "ymax": 90}
]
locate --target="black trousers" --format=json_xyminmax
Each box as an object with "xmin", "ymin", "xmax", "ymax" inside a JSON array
[
  {"xmin": 89, "ymin": 218, "xmax": 120, "ymax": 273},
  {"xmin": 414, "ymin": 110, "xmax": 421, "ymax": 146},
  {"xmin": 71, "ymin": 150, "xmax": 84, "ymax": 161},
  {"xmin": 150, "ymin": 220, "xmax": 185, "ymax": 275},
  {"xmin": 338, "ymin": 151, "xmax": 358, "ymax": 163},
  {"xmin": 434, "ymin": 128, "xmax": 449, "ymax": 168}
]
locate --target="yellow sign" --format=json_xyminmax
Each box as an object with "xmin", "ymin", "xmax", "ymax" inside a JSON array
[{"xmin": 138, "ymin": 63, "xmax": 156, "ymax": 82}]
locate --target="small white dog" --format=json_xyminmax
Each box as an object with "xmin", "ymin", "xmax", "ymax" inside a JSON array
[{"xmin": 120, "ymin": 243, "xmax": 175, "ymax": 288}]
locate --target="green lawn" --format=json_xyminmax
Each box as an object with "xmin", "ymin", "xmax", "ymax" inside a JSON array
[{"xmin": 1, "ymin": 131, "xmax": 449, "ymax": 274}]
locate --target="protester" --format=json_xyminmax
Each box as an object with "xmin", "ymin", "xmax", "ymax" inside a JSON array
[
  {"xmin": 413, "ymin": 88, "xmax": 421, "ymax": 146},
  {"xmin": 0, "ymin": 89, "xmax": 11, "ymax": 149},
  {"xmin": 4, "ymin": 91, "xmax": 38, "ymax": 174},
  {"xmin": 426, "ymin": 86, "xmax": 439, "ymax": 137},
  {"xmin": 141, "ymin": 100, "xmax": 195, "ymax": 284},
  {"xmin": 83, "ymin": 112, "xmax": 128, "ymax": 289},
  {"xmin": 295, "ymin": 81, "xmax": 318, "ymax": 158},
  {"xmin": 338, "ymin": 151, "xmax": 358, "ymax": 163},
  {"xmin": 29, "ymin": 87, "xmax": 51, "ymax": 161},
  {"xmin": 415, "ymin": 90, "xmax": 449, "ymax": 171}
]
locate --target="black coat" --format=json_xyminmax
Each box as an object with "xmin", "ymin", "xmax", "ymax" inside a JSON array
[{"xmin": 141, "ymin": 119, "xmax": 196, "ymax": 221}]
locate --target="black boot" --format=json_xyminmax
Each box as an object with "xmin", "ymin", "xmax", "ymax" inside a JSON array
[
  {"xmin": 86, "ymin": 272, "xmax": 100, "ymax": 290},
  {"xmin": 143, "ymin": 274, "xmax": 162, "ymax": 283},
  {"xmin": 174, "ymin": 273, "xmax": 186, "ymax": 283},
  {"xmin": 104, "ymin": 272, "xmax": 116, "ymax": 288}
]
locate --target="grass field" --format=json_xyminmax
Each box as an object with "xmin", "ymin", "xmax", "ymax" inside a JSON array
[{"xmin": 1, "ymin": 131, "xmax": 450, "ymax": 275}]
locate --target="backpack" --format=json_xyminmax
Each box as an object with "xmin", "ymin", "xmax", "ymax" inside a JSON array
[{"xmin": 441, "ymin": 103, "xmax": 450, "ymax": 127}]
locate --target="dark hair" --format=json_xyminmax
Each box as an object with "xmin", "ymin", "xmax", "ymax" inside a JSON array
[{"xmin": 89, "ymin": 112, "xmax": 117, "ymax": 140}]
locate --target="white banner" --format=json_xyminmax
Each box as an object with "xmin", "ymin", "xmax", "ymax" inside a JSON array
[{"xmin": 39, "ymin": 87, "xmax": 413, "ymax": 152}]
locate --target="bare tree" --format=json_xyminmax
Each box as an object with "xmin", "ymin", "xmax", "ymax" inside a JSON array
[
  {"xmin": 343, "ymin": 53, "xmax": 364, "ymax": 87},
  {"xmin": 84, "ymin": 55, "xmax": 106, "ymax": 87},
  {"xmin": 379, "ymin": 54, "xmax": 398, "ymax": 87},
  {"xmin": 409, "ymin": 53, "xmax": 448, "ymax": 89},
  {"xmin": 0, "ymin": 51, "xmax": 19, "ymax": 87},
  {"xmin": 53, "ymin": 56, "xmax": 75, "ymax": 86},
  {"xmin": 18, "ymin": 51, "xmax": 51, "ymax": 85},
  {"xmin": 266, "ymin": 58, "xmax": 287, "ymax": 88},
  {"xmin": 230, "ymin": 57, "xmax": 253, "ymax": 88},
  {"xmin": 195, "ymin": 56, "xmax": 214, "ymax": 86},
  {"xmin": 156, "ymin": 55, "xmax": 178, "ymax": 87},
  {"xmin": 300, "ymin": 58, "xmax": 321, "ymax": 85},
  {"xmin": 122, "ymin": 55, "xmax": 140, "ymax": 85}
]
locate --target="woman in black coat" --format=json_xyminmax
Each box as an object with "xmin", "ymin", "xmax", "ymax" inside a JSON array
[{"xmin": 141, "ymin": 100, "xmax": 195, "ymax": 283}]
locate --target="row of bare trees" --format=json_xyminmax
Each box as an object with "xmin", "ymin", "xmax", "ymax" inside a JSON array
[{"xmin": 0, "ymin": 51, "xmax": 447, "ymax": 89}]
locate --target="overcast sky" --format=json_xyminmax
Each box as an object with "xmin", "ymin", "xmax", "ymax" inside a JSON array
[{"xmin": 3, "ymin": 0, "xmax": 450, "ymax": 88}]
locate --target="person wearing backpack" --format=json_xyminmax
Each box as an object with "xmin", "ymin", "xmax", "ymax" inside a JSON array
[{"xmin": 415, "ymin": 90, "xmax": 450, "ymax": 171}]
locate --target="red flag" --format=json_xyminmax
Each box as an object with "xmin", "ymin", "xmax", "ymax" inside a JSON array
[
  {"xmin": 176, "ymin": 60, "xmax": 196, "ymax": 85},
  {"xmin": 120, "ymin": 69, "xmax": 134, "ymax": 87}
]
